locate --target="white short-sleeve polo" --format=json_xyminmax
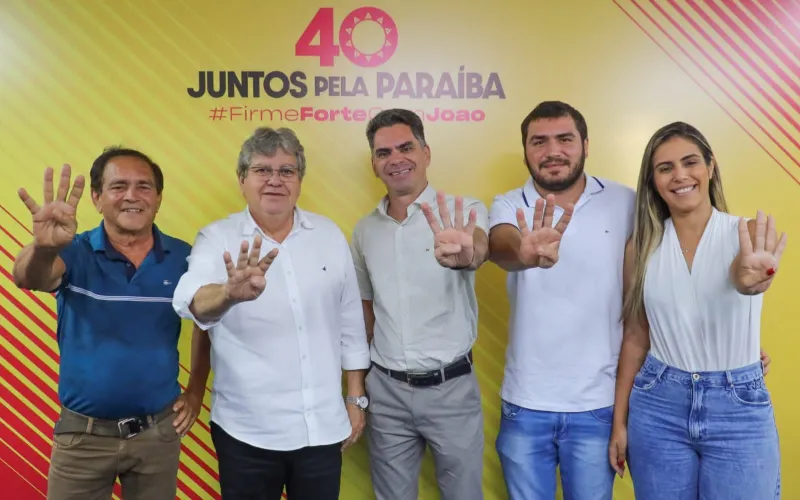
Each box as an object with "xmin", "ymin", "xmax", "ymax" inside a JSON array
[{"xmin": 489, "ymin": 174, "xmax": 636, "ymax": 412}]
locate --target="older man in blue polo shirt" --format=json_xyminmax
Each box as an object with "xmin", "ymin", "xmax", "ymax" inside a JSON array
[{"xmin": 12, "ymin": 147, "xmax": 207, "ymax": 500}]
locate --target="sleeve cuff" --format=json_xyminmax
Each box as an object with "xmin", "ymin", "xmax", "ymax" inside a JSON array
[
  {"xmin": 172, "ymin": 274, "xmax": 224, "ymax": 331},
  {"xmin": 341, "ymin": 350, "xmax": 372, "ymax": 371}
]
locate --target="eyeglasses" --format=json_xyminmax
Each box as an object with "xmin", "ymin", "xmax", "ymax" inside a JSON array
[{"xmin": 248, "ymin": 166, "xmax": 299, "ymax": 179}]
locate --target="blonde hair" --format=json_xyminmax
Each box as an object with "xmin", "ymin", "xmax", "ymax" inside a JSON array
[{"xmin": 621, "ymin": 122, "xmax": 728, "ymax": 325}]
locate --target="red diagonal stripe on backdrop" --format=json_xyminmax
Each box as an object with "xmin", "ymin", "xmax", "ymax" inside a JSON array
[
  {"xmin": 0, "ymin": 271, "xmax": 60, "ymax": 362},
  {"xmin": 663, "ymin": 0, "xmax": 800, "ymax": 153},
  {"xmin": 0, "ymin": 398, "xmax": 54, "ymax": 477},
  {"xmin": 726, "ymin": 1, "xmax": 800, "ymax": 85},
  {"xmin": 769, "ymin": 0, "xmax": 800, "ymax": 38},
  {"xmin": 613, "ymin": 0, "xmax": 800, "ymax": 187},
  {"xmin": 0, "ymin": 305, "xmax": 60, "ymax": 388},
  {"xmin": 631, "ymin": 0, "xmax": 800, "ymax": 174},
  {"xmin": 0, "ymin": 415, "xmax": 49, "ymax": 494},
  {"xmin": 687, "ymin": 0, "xmax": 800, "ymax": 119},
  {"xmin": 0, "ymin": 334, "xmax": 59, "ymax": 422},
  {"xmin": 0, "ymin": 453, "xmax": 45, "ymax": 498},
  {"xmin": 748, "ymin": 1, "xmax": 800, "ymax": 55},
  {"xmin": 708, "ymin": 1, "xmax": 800, "ymax": 109}
]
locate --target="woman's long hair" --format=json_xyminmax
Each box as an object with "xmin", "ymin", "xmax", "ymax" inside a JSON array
[{"xmin": 621, "ymin": 122, "xmax": 728, "ymax": 325}]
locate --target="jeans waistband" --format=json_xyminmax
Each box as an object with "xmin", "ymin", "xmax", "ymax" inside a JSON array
[{"xmin": 641, "ymin": 353, "xmax": 764, "ymax": 387}]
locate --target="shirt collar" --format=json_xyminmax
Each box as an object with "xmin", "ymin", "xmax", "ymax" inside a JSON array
[
  {"xmin": 375, "ymin": 183, "xmax": 438, "ymax": 217},
  {"xmin": 521, "ymin": 173, "xmax": 605, "ymax": 208},
  {"xmin": 241, "ymin": 206, "xmax": 314, "ymax": 237},
  {"xmin": 89, "ymin": 221, "xmax": 168, "ymax": 263}
]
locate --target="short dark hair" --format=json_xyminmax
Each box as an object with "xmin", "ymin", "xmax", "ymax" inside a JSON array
[
  {"xmin": 366, "ymin": 109, "xmax": 426, "ymax": 150},
  {"xmin": 89, "ymin": 146, "xmax": 164, "ymax": 194},
  {"xmin": 520, "ymin": 101, "xmax": 588, "ymax": 147}
]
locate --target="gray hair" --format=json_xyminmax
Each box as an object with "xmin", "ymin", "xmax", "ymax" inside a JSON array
[{"xmin": 237, "ymin": 127, "xmax": 307, "ymax": 179}]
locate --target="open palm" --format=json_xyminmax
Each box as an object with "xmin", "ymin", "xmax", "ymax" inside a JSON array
[
  {"xmin": 223, "ymin": 235, "xmax": 279, "ymax": 303},
  {"xmin": 735, "ymin": 211, "xmax": 787, "ymax": 295},
  {"xmin": 18, "ymin": 164, "xmax": 85, "ymax": 250},
  {"xmin": 422, "ymin": 191, "xmax": 477, "ymax": 269},
  {"xmin": 517, "ymin": 194, "xmax": 574, "ymax": 269}
]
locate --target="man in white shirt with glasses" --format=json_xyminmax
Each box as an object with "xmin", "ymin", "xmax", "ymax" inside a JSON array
[{"xmin": 172, "ymin": 126, "xmax": 371, "ymax": 500}]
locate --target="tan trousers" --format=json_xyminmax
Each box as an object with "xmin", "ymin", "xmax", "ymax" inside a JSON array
[{"xmin": 46, "ymin": 407, "xmax": 182, "ymax": 500}]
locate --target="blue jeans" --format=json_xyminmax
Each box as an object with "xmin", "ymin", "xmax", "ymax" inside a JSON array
[
  {"xmin": 495, "ymin": 400, "xmax": 616, "ymax": 500},
  {"xmin": 627, "ymin": 354, "xmax": 781, "ymax": 499}
]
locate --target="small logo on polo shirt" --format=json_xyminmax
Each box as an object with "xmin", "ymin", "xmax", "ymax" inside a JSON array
[
  {"xmin": 163, "ymin": 280, "xmax": 172, "ymax": 285},
  {"xmin": 322, "ymin": 266, "xmax": 326, "ymax": 271}
]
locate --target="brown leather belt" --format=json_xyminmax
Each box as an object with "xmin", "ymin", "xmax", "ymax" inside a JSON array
[
  {"xmin": 372, "ymin": 351, "xmax": 474, "ymax": 387},
  {"xmin": 54, "ymin": 404, "xmax": 174, "ymax": 439}
]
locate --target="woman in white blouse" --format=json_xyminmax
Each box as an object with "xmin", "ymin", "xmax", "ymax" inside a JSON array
[{"xmin": 608, "ymin": 121, "xmax": 787, "ymax": 499}]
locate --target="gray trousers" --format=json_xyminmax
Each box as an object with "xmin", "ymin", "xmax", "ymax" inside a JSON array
[{"xmin": 365, "ymin": 366, "xmax": 484, "ymax": 500}]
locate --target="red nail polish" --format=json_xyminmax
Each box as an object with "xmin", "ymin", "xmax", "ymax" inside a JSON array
[
  {"xmin": 618, "ymin": 460, "xmax": 625, "ymax": 468},
  {"xmin": 767, "ymin": 268, "xmax": 775, "ymax": 276}
]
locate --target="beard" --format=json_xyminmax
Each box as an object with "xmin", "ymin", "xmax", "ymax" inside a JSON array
[{"xmin": 526, "ymin": 151, "xmax": 586, "ymax": 192}]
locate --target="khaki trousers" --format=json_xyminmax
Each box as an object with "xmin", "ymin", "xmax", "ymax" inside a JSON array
[{"xmin": 46, "ymin": 405, "xmax": 182, "ymax": 500}]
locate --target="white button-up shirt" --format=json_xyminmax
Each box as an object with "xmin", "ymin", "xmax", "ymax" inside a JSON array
[
  {"xmin": 350, "ymin": 184, "xmax": 489, "ymax": 372},
  {"xmin": 489, "ymin": 175, "xmax": 635, "ymax": 412},
  {"xmin": 172, "ymin": 207, "xmax": 370, "ymax": 451}
]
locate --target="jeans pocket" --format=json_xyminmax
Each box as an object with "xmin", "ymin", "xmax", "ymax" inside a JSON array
[
  {"xmin": 728, "ymin": 379, "xmax": 772, "ymax": 406},
  {"xmin": 155, "ymin": 413, "xmax": 181, "ymax": 442},
  {"xmin": 53, "ymin": 432, "xmax": 86, "ymax": 450},
  {"xmin": 632, "ymin": 368, "xmax": 660, "ymax": 392},
  {"xmin": 589, "ymin": 405, "xmax": 614, "ymax": 424},
  {"xmin": 500, "ymin": 399, "xmax": 522, "ymax": 420}
]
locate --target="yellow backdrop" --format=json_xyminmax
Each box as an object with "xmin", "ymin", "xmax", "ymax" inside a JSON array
[{"xmin": 0, "ymin": 1, "xmax": 797, "ymax": 499}]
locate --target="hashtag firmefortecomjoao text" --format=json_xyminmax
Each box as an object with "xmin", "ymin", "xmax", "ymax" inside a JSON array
[{"xmin": 207, "ymin": 106, "xmax": 487, "ymax": 123}]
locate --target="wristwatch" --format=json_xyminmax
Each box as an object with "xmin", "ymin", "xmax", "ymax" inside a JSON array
[{"xmin": 345, "ymin": 395, "xmax": 369, "ymax": 411}]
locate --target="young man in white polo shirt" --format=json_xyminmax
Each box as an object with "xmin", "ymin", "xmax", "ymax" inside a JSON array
[
  {"xmin": 488, "ymin": 101, "xmax": 635, "ymax": 500},
  {"xmin": 351, "ymin": 108, "xmax": 489, "ymax": 500}
]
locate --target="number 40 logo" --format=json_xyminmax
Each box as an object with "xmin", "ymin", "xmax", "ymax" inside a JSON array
[{"xmin": 294, "ymin": 7, "xmax": 399, "ymax": 68}]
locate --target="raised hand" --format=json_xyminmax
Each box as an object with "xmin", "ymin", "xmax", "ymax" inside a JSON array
[
  {"xmin": 734, "ymin": 211, "xmax": 787, "ymax": 295},
  {"xmin": 223, "ymin": 235, "xmax": 278, "ymax": 303},
  {"xmin": 516, "ymin": 194, "xmax": 574, "ymax": 269},
  {"xmin": 422, "ymin": 191, "xmax": 477, "ymax": 269},
  {"xmin": 18, "ymin": 164, "xmax": 85, "ymax": 251}
]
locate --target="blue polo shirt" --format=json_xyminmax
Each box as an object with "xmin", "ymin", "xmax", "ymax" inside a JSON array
[{"xmin": 55, "ymin": 222, "xmax": 191, "ymax": 419}]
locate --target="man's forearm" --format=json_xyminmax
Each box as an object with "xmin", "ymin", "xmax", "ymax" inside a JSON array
[
  {"xmin": 186, "ymin": 325, "xmax": 212, "ymax": 399},
  {"xmin": 489, "ymin": 231, "xmax": 535, "ymax": 272},
  {"xmin": 12, "ymin": 244, "xmax": 64, "ymax": 291},
  {"xmin": 189, "ymin": 284, "xmax": 236, "ymax": 324},
  {"xmin": 345, "ymin": 369, "xmax": 367, "ymax": 396}
]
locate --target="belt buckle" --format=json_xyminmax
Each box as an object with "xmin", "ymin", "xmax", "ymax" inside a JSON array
[
  {"xmin": 406, "ymin": 370, "xmax": 440, "ymax": 387},
  {"xmin": 117, "ymin": 417, "xmax": 143, "ymax": 439}
]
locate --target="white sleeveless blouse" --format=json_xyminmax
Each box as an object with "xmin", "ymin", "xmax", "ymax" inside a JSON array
[{"xmin": 643, "ymin": 208, "xmax": 762, "ymax": 372}]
